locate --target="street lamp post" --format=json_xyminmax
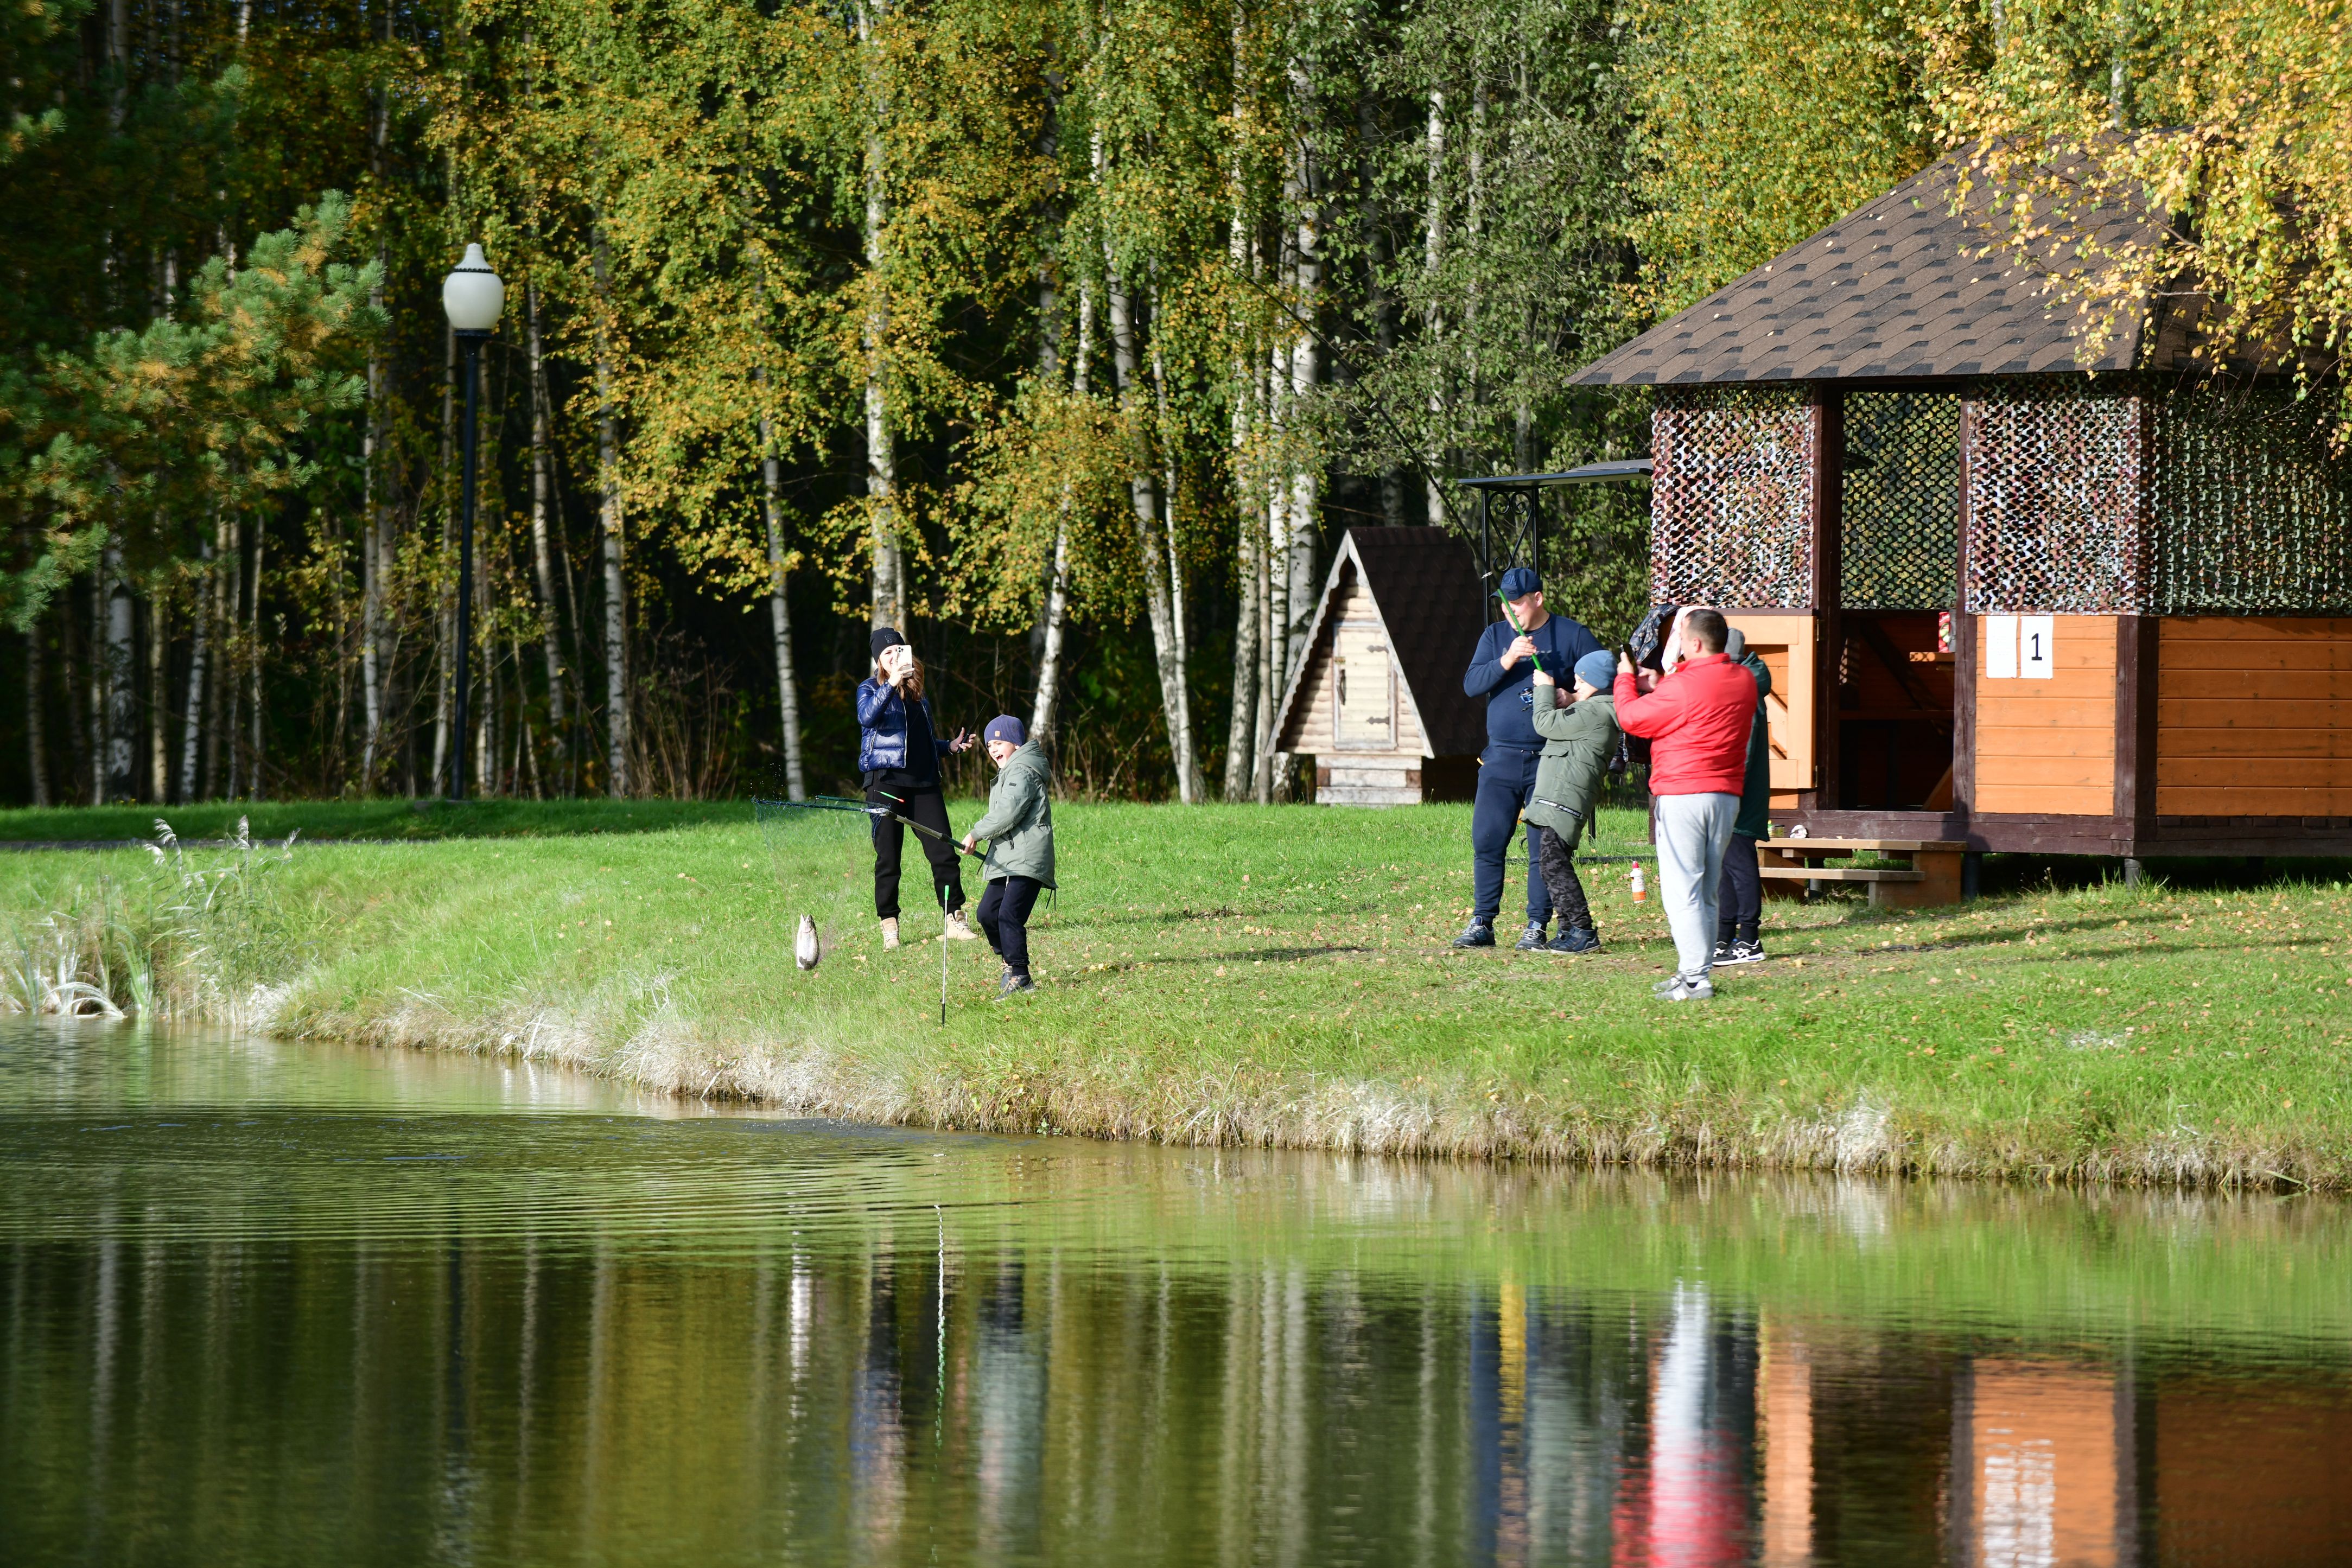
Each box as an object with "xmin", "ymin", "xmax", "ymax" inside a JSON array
[{"xmin": 441, "ymin": 244, "xmax": 505, "ymax": 801}]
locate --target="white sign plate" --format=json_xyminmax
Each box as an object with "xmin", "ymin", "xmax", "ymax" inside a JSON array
[
  {"xmin": 1984, "ymin": 615, "xmax": 2018, "ymax": 680},
  {"xmin": 2019, "ymin": 615, "xmax": 2055, "ymax": 679}
]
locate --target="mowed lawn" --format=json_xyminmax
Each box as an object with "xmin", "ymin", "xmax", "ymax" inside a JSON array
[{"xmin": 5, "ymin": 800, "xmax": 2349, "ymax": 1185}]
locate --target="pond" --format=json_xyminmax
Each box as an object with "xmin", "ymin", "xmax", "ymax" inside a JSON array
[{"xmin": 2, "ymin": 1024, "xmax": 2347, "ymax": 1566}]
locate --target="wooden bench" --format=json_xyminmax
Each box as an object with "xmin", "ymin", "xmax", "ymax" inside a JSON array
[{"xmin": 1756, "ymin": 837, "xmax": 1966, "ymax": 909}]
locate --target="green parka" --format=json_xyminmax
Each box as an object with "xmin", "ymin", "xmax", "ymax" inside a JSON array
[
  {"xmin": 967, "ymin": 740, "xmax": 1056, "ymax": 887},
  {"xmin": 1523, "ymin": 680, "xmax": 1620, "ymax": 846}
]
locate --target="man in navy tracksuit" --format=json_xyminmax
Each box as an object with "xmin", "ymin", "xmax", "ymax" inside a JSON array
[{"xmin": 1455, "ymin": 566, "xmax": 1605, "ymax": 949}]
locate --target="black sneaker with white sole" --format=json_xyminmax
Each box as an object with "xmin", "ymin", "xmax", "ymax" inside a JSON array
[
  {"xmin": 1720, "ymin": 938, "xmax": 1766, "ymax": 965},
  {"xmin": 1453, "ymin": 920, "xmax": 1497, "ymax": 949}
]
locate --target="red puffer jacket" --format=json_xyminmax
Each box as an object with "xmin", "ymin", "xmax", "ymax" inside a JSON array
[{"xmin": 1613, "ymin": 654, "xmax": 1759, "ymax": 796}]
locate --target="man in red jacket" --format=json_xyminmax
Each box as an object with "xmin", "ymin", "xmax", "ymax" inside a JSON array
[{"xmin": 1614, "ymin": 608, "xmax": 1757, "ymax": 1001}]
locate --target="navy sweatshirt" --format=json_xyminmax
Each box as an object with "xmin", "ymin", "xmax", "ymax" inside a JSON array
[{"xmin": 1460, "ymin": 612, "xmax": 1604, "ymax": 752}]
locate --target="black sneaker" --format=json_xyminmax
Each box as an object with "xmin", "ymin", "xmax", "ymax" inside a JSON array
[
  {"xmin": 1721, "ymin": 938, "xmax": 1766, "ymax": 965},
  {"xmin": 995, "ymin": 971, "xmax": 1037, "ymax": 999},
  {"xmin": 1514, "ymin": 920, "xmax": 1550, "ymax": 951},
  {"xmin": 1710, "ymin": 937, "xmax": 1733, "ymax": 966},
  {"xmin": 1548, "ymin": 926, "xmax": 1601, "ymax": 954},
  {"xmin": 1452, "ymin": 920, "xmax": 1497, "ymax": 949}
]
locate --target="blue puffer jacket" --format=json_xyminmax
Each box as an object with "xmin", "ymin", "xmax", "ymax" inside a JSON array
[{"xmin": 856, "ymin": 678, "xmax": 949, "ymax": 776}]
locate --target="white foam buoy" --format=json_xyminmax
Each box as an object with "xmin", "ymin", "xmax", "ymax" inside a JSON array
[{"xmin": 795, "ymin": 915, "xmax": 821, "ymax": 971}]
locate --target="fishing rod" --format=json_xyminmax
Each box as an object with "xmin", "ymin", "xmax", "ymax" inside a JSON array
[
  {"xmin": 764, "ymin": 794, "xmax": 986, "ymax": 859},
  {"xmin": 1495, "ymin": 589, "xmax": 1547, "ymax": 678}
]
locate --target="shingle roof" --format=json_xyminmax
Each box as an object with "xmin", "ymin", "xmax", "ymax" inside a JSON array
[
  {"xmin": 1272, "ymin": 528, "xmax": 1490, "ymax": 758},
  {"xmin": 1572, "ymin": 156, "xmax": 2171, "ymax": 387}
]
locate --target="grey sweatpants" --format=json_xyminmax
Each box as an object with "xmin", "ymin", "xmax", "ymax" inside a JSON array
[{"xmin": 1654, "ymin": 792, "xmax": 1739, "ymax": 978}]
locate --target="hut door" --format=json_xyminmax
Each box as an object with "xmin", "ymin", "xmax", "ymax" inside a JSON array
[{"xmin": 1331, "ymin": 620, "xmax": 1396, "ymax": 750}]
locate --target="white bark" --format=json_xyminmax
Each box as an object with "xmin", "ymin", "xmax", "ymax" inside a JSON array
[
  {"xmin": 859, "ymin": 0, "xmax": 904, "ymax": 632},
  {"xmin": 101, "ymin": 547, "xmax": 137, "ymax": 801},
  {"xmin": 758, "ymin": 391, "xmax": 806, "ymax": 801},
  {"xmin": 593, "ymin": 229, "xmax": 630, "ymax": 798},
  {"xmin": 177, "ymin": 537, "xmax": 210, "ymax": 802},
  {"xmin": 1423, "ymin": 86, "xmax": 1448, "ymax": 529},
  {"xmin": 527, "ymin": 286, "xmax": 566, "ymax": 754},
  {"xmin": 1224, "ymin": 22, "xmax": 1260, "ymax": 801},
  {"xmin": 1029, "ymin": 282, "xmax": 1092, "ymax": 749},
  {"xmin": 431, "ymin": 323, "xmax": 454, "ymax": 793},
  {"xmin": 1148, "ymin": 288, "xmax": 1203, "ymax": 804},
  {"xmin": 1103, "ymin": 246, "xmax": 1199, "ymax": 802}
]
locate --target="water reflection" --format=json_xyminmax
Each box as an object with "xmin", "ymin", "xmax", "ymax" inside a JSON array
[{"xmin": 3, "ymin": 1025, "xmax": 2350, "ymax": 1566}]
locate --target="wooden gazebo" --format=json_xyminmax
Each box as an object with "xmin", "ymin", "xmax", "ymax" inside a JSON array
[{"xmin": 1573, "ymin": 156, "xmax": 2352, "ymax": 863}]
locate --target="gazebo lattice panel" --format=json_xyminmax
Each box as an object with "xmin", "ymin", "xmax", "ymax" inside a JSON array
[
  {"xmin": 1966, "ymin": 382, "xmax": 2147, "ymax": 613},
  {"xmin": 1651, "ymin": 384, "xmax": 1813, "ymax": 608},
  {"xmin": 2150, "ymin": 387, "xmax": 2352, "ymax": 614},
  {"xmin": 1842, "ymin": 390, "xmax": 1961, "ymax": 610}
]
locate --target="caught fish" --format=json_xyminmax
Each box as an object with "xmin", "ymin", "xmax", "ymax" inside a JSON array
[{"xmin": 795, "ymin": 915, "xmax": 821, "ymax": 972}]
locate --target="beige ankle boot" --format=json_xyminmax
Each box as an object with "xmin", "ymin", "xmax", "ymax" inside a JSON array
[
  {"xmin": 880, "ymin": 917, "xmax": 901, "ymax": 951},
  {"xmin": 942, "ymin": 909, "xmax": 980, "ymax": 941}
]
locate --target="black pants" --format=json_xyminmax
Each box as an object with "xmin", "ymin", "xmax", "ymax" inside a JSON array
[
  {"xmin": 1532, "ymin": 825, "xmax": 1594, "ymax": 932},
  {"xmin": 865, "ymin": 773, "xmax": 965, "ymax": 919},
  {"xmin": 978, "ymin": 876, "xmax": 1042, "ymax": 976},
  {"xmin": 1717, "ymin": 831, "xmax": 1760, "ymax": 943},
  {"xmin": 1471, "ymin": 745, "xmax": 1551, "ymax": 926}
]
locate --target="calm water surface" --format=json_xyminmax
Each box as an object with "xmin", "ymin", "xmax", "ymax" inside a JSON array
[{"xmin": 2, "ymin": 1023, "xmax": 2348, "ymax": 1567}]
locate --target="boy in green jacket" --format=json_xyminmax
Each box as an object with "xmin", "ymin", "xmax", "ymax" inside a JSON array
[
  {"xmin": 1524, "ymin": 650, "xmax": 1624, "ymax": 953},
  {"xmin": 959, "ymin": 716, "xmax": 1056, "ymax": 998}
]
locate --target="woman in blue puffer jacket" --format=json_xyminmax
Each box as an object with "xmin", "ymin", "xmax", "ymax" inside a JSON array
[{"xmin": 859, "ymin": 627, "xmax": 977, "ymax": 950}]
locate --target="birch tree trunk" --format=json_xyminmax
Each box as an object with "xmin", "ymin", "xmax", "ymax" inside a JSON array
[
  {"xmin": 1282, "ymin": 91, "xmax": 1323, "ymax": 696},
  {"xmin": 26, "ymin": 620, "xmax": 48, "ymax": 808},
  {"xmin": 177, "ymin": 538, "xmax": 210, "ymax": 803},
  {"xmin": 148, "ymin": 596, "xmax": 166, "ymax": 801},
  {"xmin": 1028, "ymin": 282, "xmax": 1092, "ymax": 750},
  {"xmin": 1223, "ymin": 21, "xmax": 1261, "ymax": 801},
  {"xmin": 360, "ymin": 50, "xmax": 390, "ymax": 791},
  {"xmin": 593, "ymin": 228, "xmax": 630, "ymax": 797},
  {"xmin": 526, "ymin": 285, "xmax": 567, "ymax": 768},
  {"xmin": 247, "ymin": 522, "xmax": 264, "ymax": 798},
  {"xmin": 1148, "ymin": 294, "xmax": 1204, "ymax": 804},
  {"xmin": 859, "ymin": 0, "xmax": 905, "ymax": 633},
  {"xmin": 1103, "ymin": 261, "xmax": 1199, "ymax": 804},
  {"xmin": 757, "ymin": 394, "xmax": 806, "ymax": 801},
  {"xmin": 102, "ymin": 547, "xmax": 137, "ymax": 802},
  {"xmin": 1423, "ymin": 86, "xmax": 1448, "ymax": 530}
]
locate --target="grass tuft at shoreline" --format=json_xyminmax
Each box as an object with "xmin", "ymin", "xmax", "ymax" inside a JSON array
[{"xmin": 3, "ymin": 801, "xmax": 2349, "ymax": 1189}]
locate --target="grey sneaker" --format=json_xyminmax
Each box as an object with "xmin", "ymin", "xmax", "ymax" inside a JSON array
[
  {"xmin": 1514, "ymin": 920, "xmax": 1550, "ymax": 951},
  {"xmin": 995, "ymin": 971, "xmax": 1037, "ymax": 1000},
  {"xmin": 1721, "ymin": 938, "xmax": 1766, "ymax": 965},
  {"xmin": 1663, "ymin": 973, "xmax": 1715, "ymax": 1002},
  {"xmin": 1452, "ymin": 920, "xmax": 1497, "ymax": 949}
]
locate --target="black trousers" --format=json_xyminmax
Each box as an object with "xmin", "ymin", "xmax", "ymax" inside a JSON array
[
  {"xmin": 978, "ymin": 876, "xmax": 1042, "ymax": 976},
  {"xmin": 865, "ymin": 773, "xmax": 965, "ymax": 920},
  {"xmin": 1717, "ymin": 831, "xmax": 1760, "ymax": 943},
  {"xmin": 1532, "ymin": 825, "xmax": 1594, "ymax": 932}
]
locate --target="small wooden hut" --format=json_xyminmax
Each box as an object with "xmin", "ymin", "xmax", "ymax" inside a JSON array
[
  {"xmin": 1571, "ymin": 155, "xmax": 2352, "ymax": 863},
  {"xmin": 1272, "ymin": 527, "xmax": 1490, "ymax": 804}
]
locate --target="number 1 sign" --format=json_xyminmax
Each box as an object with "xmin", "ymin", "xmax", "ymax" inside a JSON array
[{"xmin": 2019, "ymin": 615, "xmax": 2055, "ymax": 679}]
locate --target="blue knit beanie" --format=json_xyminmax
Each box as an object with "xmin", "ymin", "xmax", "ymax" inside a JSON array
[{"xmin": 1573, "ymin": 650, "xmax": 1617, "ymax": 691}]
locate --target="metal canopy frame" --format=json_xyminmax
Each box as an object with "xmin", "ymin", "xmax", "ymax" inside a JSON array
[{"xmin": 1454, "ymin": 461, "xmax": 1655, "ymax": 617}]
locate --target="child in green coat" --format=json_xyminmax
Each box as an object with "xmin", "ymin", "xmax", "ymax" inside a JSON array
[
  {"xmin": 959, "ymin": 715, "xmax": 1056, "ymax": 998},
  {"xmin": 1524, "ymin": 650, "xmax": 1624, "ymax": 953}
]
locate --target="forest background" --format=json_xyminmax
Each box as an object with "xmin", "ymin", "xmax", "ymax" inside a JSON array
[{"xmin": 0, "ymin": 0, "xmax": 2342, "ymax": 806}]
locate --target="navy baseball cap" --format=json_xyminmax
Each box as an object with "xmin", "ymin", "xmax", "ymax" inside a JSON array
[
  {"xmin": 1499, "ymin": 566, "xmax": 1541, "ymax": 598},
  {"xmin": 983, "ymin": 715, "xmax": 1026, "ymax": 747}
]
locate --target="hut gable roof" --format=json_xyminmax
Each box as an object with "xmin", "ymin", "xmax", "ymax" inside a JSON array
[
  {"xmin": 1272, "ymin": 528, "xmax": 1489, "ymax": 758},
  {"xmin": 1573, "ymin": 156, "xmax": 2172, "ymax": 387}
]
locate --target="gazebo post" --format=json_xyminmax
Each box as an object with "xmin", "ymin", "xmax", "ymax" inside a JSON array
[
  {"xmin": 1951, "ymin": 397, "xmax": 1979, "ymax": 821},
  {"xmin": 1808, "ymin": 385, "xmax": 1845, "ymax": 810}
]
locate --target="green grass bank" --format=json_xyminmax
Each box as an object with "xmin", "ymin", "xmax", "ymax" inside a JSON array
[{"xmin": 5, "ymin": 801, "xmax": 2350, "ymax": 1188}]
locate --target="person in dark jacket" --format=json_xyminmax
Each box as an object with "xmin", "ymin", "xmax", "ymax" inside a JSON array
[
  {"xmin": 1714, "ymin": 628, "xmax": 1775, "ymax": 966},
  {"xmin": 858, "ymin": 627, "xmax": 976, "ymax": 950},
  {"xmin": 960, "ymin": 715, "xmax": 1056, "ymax": 998},
  {"xmin": 1524, "ymin": 650, "xmax": 1623, "ymax": 953},
  {"xmin": 1453, "ymin": 566, "xmax": 1604, "ymax": 949}
]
